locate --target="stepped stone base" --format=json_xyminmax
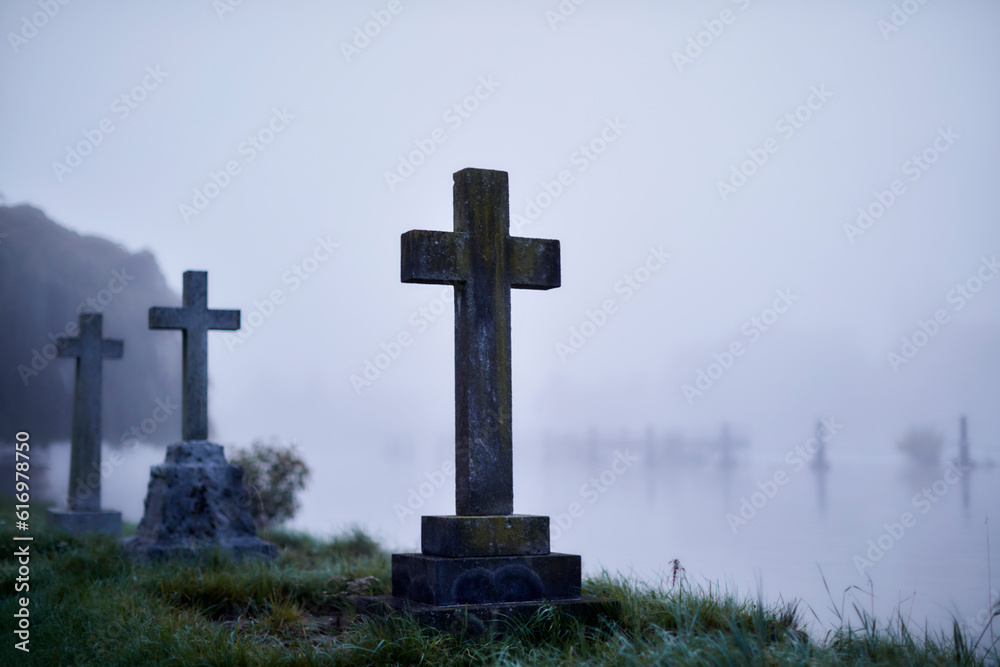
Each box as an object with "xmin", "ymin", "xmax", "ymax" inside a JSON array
[
  {"xmin": 46, "ymin": 508, "xmax": 121, "ymax": 536},
  {"xmin": 393, "ymin": 552, "xmax": 581, "ymax": 606},
  {"xmin": 421, "ymin": 515, "xmax": 550, "ymax": 557},
  {"xmin": 121, "ymin": 441, "xmax": 276, "ymax": 560},
  {"xmin": 365, "ymin": 512, "xmax": 613, "ymax": 631},
  {"xmin": 354, "ymin": 595, "xmax": 619, "ymax": 636}
]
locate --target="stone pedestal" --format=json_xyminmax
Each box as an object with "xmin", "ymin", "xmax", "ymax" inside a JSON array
[
  {"xmin": 366, "ymin": 513, "xmax": 616, "ymax": 632},
  {"xmin": 355, "ymin": 595, "xmax": 617, "ymax": 636},
  {"xmin": 393, "ymin": 552, "xmax": 581, "ymax": 606},
  {"xmin": 46, "ymin": 508, "xmax": 121, "ymax": 536},
  {"xmin": 121, "ymin": 441, "xmax": 276, "ymax": 560}
]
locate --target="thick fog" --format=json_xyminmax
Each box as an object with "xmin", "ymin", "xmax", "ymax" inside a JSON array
[
  {"xmin": 4, "ymin": 1, "xmax": 997, "ymax": 454},
  {"xmin": 3, "ymin": 0, "xmax": 999, "ymax": 630}
]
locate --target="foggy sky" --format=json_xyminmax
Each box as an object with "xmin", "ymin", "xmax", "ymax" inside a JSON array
[{"xmin": 3, "ymin": 0, "xmax": 999, "ymax": 462}]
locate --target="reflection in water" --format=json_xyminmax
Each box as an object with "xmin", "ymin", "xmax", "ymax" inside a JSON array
[
  {"xmin": 961, "ymin": 470, "xmax": 970, "ymax": 520},
  {"xmin": 897, "ymin": 461, "xmax": 947, "ymax": 497},
  {"xmin": 715, "ymin": 424, "xmax": 748, "ymax": 469},
  {"xmin": 719, "ymin": 462, "xmax": 735, "ymax": 508},
  {"xmin": 812, "ymin": 419, "xmax": 830, "ymax": 519},
  {"xmin": 520, "ymin": 422, "xmax": 998, "ymax": 635},
  {"xmin": 811, "ymin": 420, "xmax": 831, "ymax": 472},
  {"xmin": 17, "ymin": 423, "xmax": 1000, "ymax": 638}
]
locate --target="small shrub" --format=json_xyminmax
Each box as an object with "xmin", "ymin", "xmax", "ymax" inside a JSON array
[
  {"xmin": 895, "ymin": 428, "xmax": 944, "ymax": 466},
  {"xmin": 229, "ymin": 438, "xmax": 311, "ymax": 529}
]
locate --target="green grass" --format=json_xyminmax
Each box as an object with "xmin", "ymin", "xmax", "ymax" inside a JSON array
[{"xmin": 0, "ymin": 525, "xmax": 995, "ymax": 666}]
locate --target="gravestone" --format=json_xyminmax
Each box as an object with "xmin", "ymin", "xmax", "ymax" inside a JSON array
[
  {"xmin": 45, "ymin": 314, "xmax": 124, "ymax": 535},
  {"xmin": 360, "ymin": 168, "xmax": 615, "ymax": 631},
  {"xmin": 812, "ymin": 419, "xmax": 830, "ymax": 471},
  {"xmin": 122, "ymin": 271, "xmax": 275, "ymax": 559},
  {"xmin": 958, "ymin": 415, "xmax": 972, "ymax": 469}
]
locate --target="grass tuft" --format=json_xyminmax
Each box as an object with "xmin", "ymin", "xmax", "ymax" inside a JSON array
[{"xmin": 0, "ymin": 524, "xmax": 995, "ymax": 666}]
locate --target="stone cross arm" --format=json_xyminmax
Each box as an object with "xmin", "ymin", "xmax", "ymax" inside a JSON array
[
  {"xmin": 149, "ymin": 305, "xmax": 239, "ymax": 330},
  {"xmin": 58, "ymin": 333, "xmax": 123, "ymax": 360},
  {"xmin": 401, "ymin": 231, "xmax": 560, "ymax": 290},
  {"xmin": 149, "ymin": 307, "xmax": 239, "ymax": 330},
  {"xmin": 56, "ymin": 314, "xmax": 124, "ymax": 363}
]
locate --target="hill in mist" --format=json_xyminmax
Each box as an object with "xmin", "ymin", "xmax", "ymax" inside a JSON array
[{"xmin": 0, "ymin": 203, "xmax": 183, "ymax": 446}]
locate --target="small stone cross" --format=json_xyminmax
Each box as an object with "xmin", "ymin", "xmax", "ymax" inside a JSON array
[
  {"xmin": 149, "ymin": 271, "xmax": 239, "ymax": 441},
  {"xmin": 58, "ymin": 313, "xmax": 123, "ymax": 511}
]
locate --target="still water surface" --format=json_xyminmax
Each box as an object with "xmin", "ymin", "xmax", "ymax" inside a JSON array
[{"xmin": 40, "ymin": 434, "xmax": 998, "ymax": 637}]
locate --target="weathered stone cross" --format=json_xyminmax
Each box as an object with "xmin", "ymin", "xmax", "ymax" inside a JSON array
[
  {"xmin": 401, "ymin": 168, "xmax": 560, "ymax": 516},
  {"xmin": 58, "ymin": 313, "xmax": 123, "ymax": 511},
  {"xmin": 149, "ymin": 271, "xmax": 239, "ymax": 441}
]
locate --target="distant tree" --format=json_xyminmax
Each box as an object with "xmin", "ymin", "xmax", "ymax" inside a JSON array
[
  {"xmin": 230, "ymin": 438, "xmax": 311, "ymax": 529},
  {"xmin": 895, "ymin": 428, "xmax": 943, "ymax": 466}
]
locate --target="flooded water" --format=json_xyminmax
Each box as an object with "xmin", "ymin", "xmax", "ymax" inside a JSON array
[{"xmin": 35, "ymin": 431, "xmax": 999, "ymax": 639}]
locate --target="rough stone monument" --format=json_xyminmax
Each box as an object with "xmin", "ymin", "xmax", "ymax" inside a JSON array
[
  {"xmin": 122, "ymin": 271, "xmax": 275, "ymax": 559},
  {"xmin": 359, "ymin": 168, "xmax": 615, "ymax": 631},
  {"xmin": 46, "ymin": 314, "xmax": 124, "ymax": 535}
]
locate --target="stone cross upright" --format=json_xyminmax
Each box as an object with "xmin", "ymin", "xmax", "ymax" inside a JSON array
[
  {"xmin": 402, "ymin": 167, "xmax": 560, "ymax": 516},
  {"xmin": 149, "ymin": 271, "xmax": 239, "ymax": 441},
  {"xmin": 57, "ymin": 313, "xmax": 123, "ymax": 511}
]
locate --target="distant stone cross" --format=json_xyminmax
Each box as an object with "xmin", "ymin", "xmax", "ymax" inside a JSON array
[
  {"xmin": 401, "ymin": 168, "xmax": 560, "ymax": 516},
  {"xmin": 149, "ymin": 271, "xmax": 239, "ymax": 441},
  {"xmin": 958, "ymin": 415, "xmax": 971, "ymax": 468},
  {"xmin": 58, "ymin": 314, "xmax": 123, "ymax": 511}
]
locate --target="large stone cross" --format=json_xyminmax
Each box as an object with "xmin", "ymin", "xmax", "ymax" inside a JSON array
[
  {"xmin": 149, "ymin": 271, "xmax": 239, "ymax": 441},
  {"xmin": 58, "ymin": 313, "xmax": 123, "ymax": 511},
  {"xmin": 401, "ymin": 168, "xmax": 560, "ymax": 516}
]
